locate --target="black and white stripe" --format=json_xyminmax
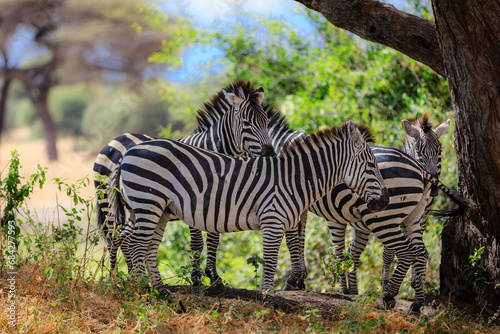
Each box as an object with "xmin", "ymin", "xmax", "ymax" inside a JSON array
[
  {"xmin": 112, "ymin": 121, "xmax": 389, "ymax": 294},
  {"xmin": 199, "ymin": 113, "xmax": 466, "ymax": 315},
  {"xmin": 93, "ymin": 80, "xmax": 275, "ymax": 273}
]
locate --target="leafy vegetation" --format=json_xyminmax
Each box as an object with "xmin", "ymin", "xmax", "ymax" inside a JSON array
[
  {"xmin": 3, "ymin": 1, "xmax": 498, "ymax": 332},
  {"xmin": 1, "ymin": 155, "xmax": 498, "ymax": 332},
  {"xmin": 133, "ymin": 6, "xmax": 457, "ymax": 300}
]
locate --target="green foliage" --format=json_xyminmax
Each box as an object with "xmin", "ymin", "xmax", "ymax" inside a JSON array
[
  {"xmin": 322, "ymin": 247, "xmax": 354, "ymax": 287},
  {"xmin": 80, "ymin": 82, "xmax": 192, "ymax": 147},
  {"xmin": 247, "ymin": 254, "xmax": 265, "ymax": 291},
  {"xmin": 465, "ymin": 246, "xmax": 489, "ymax": 307},
  {"xmin": 1, "ymin": 150, "xmax": 46, "ymax": 233},
  {"xmin": 143, "ymin": 5, "xmax": 458, "ymax": 298},
  {"xmin": 49, "ymin": 85, "xmax": 93, "ymax": 136}
]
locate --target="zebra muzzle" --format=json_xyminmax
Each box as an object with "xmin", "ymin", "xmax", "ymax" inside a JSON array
[
  {"xmin": 366, "ymin": 187, "xmax": 389, "ymax": 212},
  {"xmin": 261, "ymin": 144, "xmax": 277, "ymax": 157}
]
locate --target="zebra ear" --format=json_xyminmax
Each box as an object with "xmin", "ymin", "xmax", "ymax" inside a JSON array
[
  {"xmin": 347, "ymin": 120, "xmax": 365, "ymax": 146},
  {"xmin": 402, "ymin": 119, "xmax": 421, "ymax": 138},
  {"xmin": 222, "ymin": 88, "xmax": 243, "ymax": 109},
  {"xmin": 435, "ymin": 119, "xmax": 451, "ymax": 138},
  {"xmin": 253, "ymin": 86, "xmax": 265, "ymax": 105}
]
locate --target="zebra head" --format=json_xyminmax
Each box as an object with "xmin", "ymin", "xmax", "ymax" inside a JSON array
[
  {"xmin": 343, "ymin": 121, "xmax": 389, "ymax": 212},
  {"xmin": 402, "ymin": 114, "xmax": 450, "ymax": 196},
  {"xmin": 222, "ymin": 87, "xmax": 276, "ymax": 157}
]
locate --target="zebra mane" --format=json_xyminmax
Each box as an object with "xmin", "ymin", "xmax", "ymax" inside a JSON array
[
  {"xmin": 196, "ymin": 79, "xmax": 267, "ymax": 132},
  {"xmin": 415, "ymin": 112, "xmax": 435, "ymax": 134},
  {"xmin": 279, "ymin": 122, "xmax": 375, "ymax": 157},
  {"xmin": 267, "ymin": 105, "xmax": 293, "ymax": 135}
]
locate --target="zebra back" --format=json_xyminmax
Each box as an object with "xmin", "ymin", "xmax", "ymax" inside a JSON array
[{"xmin": 94, "ymin": 80, "xmax": 276, "ymax": 243}]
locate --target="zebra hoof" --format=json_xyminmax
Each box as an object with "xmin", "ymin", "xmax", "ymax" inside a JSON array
[
  {"xmin": 408, "ymin": 303, "xmax": 421, "ymax": 316},
  {"xmin": 297, "ymin": 280, "xmax": 306, "ymax": 291},
  {"xmin": 383, "ymin": 295, "xmax": 396, "ymax": 310},
  {"xmin": 157, "ymin": 286, "xmax": 171, "ymax": 296},
  {"xmin": 207, "ymin": 281, "xmax": 225, "ymax": 292},
  {"xmin": 283, "ymin": 282, "xmax": 300, "ymax": 291}
]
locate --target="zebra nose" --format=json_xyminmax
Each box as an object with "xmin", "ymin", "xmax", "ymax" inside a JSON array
[
  {"xmin": 260, "ymin": 144, "xmax": 276, "ymax": 157},
  {"xmin": 366, "ymin": 187, "xmax": 389, "ymax": 212}
]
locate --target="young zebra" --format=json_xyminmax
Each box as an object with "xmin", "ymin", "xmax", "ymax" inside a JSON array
[
  {"xmin": 111, "ymin": 121, "xmax": 390, "ymax": 294},
  {"xmin": 93, "ymin": 80, "xmax": 276, "ymax": 273}
]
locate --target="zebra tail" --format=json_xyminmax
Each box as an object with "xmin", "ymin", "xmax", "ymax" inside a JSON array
[
  {"xmin": 110, "ymin": 159, "xmax": 127, "ymax": 226},
  {"xmin": 425, "ymin": 172, "xmax": 478, "ymax": 217}
]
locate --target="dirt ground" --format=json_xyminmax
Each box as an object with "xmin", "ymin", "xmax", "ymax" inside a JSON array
[{"xmin": 169, "ymin": 284, "xmax": 440, "ymax": 317}]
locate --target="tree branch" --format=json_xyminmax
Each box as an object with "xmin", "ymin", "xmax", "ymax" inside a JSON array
[{"xmin": 294, "ymin": 0, "xmax": 445, "ymax": 77}]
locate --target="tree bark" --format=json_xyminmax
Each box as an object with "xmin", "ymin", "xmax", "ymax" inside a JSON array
[
  {"xmin": 432, "ymin": 0, "xmax": 500, "ymax": 312},
  {"xmin": 4, "ymin": 64, "xmax": 59, "ymax": 161},
  {"xmin": 24, "ymin": 84, "xmax": 58, "ymax": 161},
  {"xmin": 294, "ymin": 0, "xmax": 500, "ymax": 312},
  {"xmin": 0, "ymin": 77, "xmax": 12, "ymax": 135},
  {"xmin": 294, "ymin": 0, "xmax": 445, "ymax": 76}
]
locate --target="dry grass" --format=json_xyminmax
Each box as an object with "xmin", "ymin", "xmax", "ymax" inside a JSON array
[
  {"xmin": 2, "ymin": 133, "xmax": 499, "ymax": 333},
  {"xmin": 1, "ymin": 261, "xmax": 499, "ymax": 333}
]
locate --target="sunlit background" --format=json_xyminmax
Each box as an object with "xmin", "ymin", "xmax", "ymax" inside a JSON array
[{"xmin": 1, "ymin": 0, "xmax": 453, "ymax": 295}]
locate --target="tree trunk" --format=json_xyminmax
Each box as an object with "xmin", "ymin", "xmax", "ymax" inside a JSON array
[
  {"xmin": 0, "ymin": 77, "xmax": 12, "ymax": 135},
  {"xmin": 432, "ymin": 0, "xmax": 500, "ymax": 312},
  {"xmin": 25, "ymin": 85, "xmax": 58, "ymax": 161},
  {"xmin": 37, "ymin": 93, "xmax": 58, "ymax": 161}
]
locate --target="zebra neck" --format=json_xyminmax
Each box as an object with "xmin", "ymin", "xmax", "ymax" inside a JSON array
[
  {"xmin": 284, "ymin": 140, "xmax": 346, "ymax": 208},
  {"xmin": 402, "ymin": 136, "xmax": 416, "ymax": 157},
  {"xmin": 181, "ymin": 112, "xmax": 245, "ymax": 157}
]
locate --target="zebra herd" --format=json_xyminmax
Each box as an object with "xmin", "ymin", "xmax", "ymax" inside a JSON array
[{"xmin": 93, "ymin": 80, "xmax": 474, "ymax": 315}]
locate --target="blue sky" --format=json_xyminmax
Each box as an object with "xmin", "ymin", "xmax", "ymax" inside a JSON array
[
  {"xmin": 166, "ymin": 0, "xmax": 410, "ymax": 82},
  {"xmin": 2, "ymin": 0, "xmax": 411, "ymax": 82}
]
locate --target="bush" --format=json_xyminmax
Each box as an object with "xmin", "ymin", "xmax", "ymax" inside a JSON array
[{"xmin": 81, "ymin": 82, "xmax": 194, "ymax": 148}]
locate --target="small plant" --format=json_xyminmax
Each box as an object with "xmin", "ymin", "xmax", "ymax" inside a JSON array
[
  {"xmin": 1, "ymin": 150, "xmax": 46, "ymax": 237},
  {"xmin": 247, "ymin": 254, "xmax": 265, "ymax": 291},
  {"xmin": 465, "ymin": 246, "xmax": 489, "ymax": 307},
  {"xmin": 322, "ymin": 246, "xmax": 354, "ymax": 288},
  {"xmin": 299, "ymin": 308, "xmax": 324, "ymax": 332}
]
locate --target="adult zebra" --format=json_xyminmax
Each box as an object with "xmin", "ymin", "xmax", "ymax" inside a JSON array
[
  {"xmin": 112, "ymin": 121, "xmax": 390, "ymax": 294},
  {"xmin": 93, "ymin": 80, "xmax": 276, "ymax": 272},
  {"xmin": 199, "ymin": 113, "xmax": 470, "ymax": 314},
  {"xmin": 317, "ymin": 114, "xmax": 453, "ymax": 314}
]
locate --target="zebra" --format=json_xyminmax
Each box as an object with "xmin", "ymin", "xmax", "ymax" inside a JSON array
[
  {"xmin": 380, "ymin": 115, "xmax": 451, "ymax": 309},
  {"xmin": 111, "ymin": 121, "xmax": 390, "ymax": 294},
  {"xmin": 315, "ymin": 114, "xmax": 453, "ymax": 314},
  {"xmin": 198, "ymin": 113, "xmax": 471, "ymax": 314},
  {"xmin": 93, "ymin": 80, "xmax": 276, "ymax": 273}
]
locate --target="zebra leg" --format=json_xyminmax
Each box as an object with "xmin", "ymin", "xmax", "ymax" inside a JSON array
[
  {"xmin": 327, "ymin": 220, "xmax": 349, "ymax": 294},
  {"xmin": 205, "ymin": 232, "xmax": 223, "ymax": 288},
  {"xmin": 189, "ymin": 227, "xmax": 204, "ymax": 287},
  {"xmin": 109, "ymin": 235, "xmax": 120, "ymax": 272},
  {"xmin": 375, "ymin": 233, "xmax": 418, "ymax": 310},
  {"xmin": 407, "ymin": 226, "xmax": 428, "ymax": 315},
  {"xmin": 400, "ymin": 214, "xmax": 428, "ymax": 315},
  {"xmin": 346, "ymin": 228, "xmax": 370, "ymax": 295},
  {"xmin": 259, "ymin": 224, "xmax": 285, "ymax": 294},
  {"xmin": 409, "ymin": 244, "xmax": 428, "ymax": 315},
  {"xmin": 118, "ymin": 219, "xmax": 135, "ymax": 273},
  {"xmin": 145, "ymin": 216, "xmax": 170, "ymax": 295},
  {"xmin": 283, "ymin": 212, "xmax": 308, "ymax": 291},
  {"xmin": 128, "ymin": 211, "xmax": 165, "ymax": 292},
  {"xmin": 382, "ymin": 246, "xmax": 396, "ymax": 288}
]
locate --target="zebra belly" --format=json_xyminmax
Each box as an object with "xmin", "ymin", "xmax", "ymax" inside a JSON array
[{"xmin": 166, "ymin": 200, "xmax": 261, "ymax": 233}]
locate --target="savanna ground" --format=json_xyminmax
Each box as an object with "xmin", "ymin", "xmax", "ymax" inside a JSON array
[{"xmin": 1, "ymin": 132, "xmax": 500, "ymax": 333}]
